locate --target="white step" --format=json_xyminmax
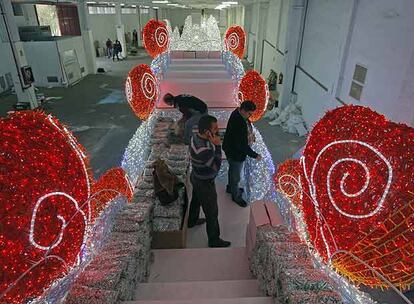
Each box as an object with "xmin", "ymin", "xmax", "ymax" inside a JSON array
[
  {"xmin": 134, "ymin": 280, "xmax": 262, "ymax": 300},
  {"xmin": 124, "ymin": 297, "xmax": 275, "ymax": 304},
  {"xmin": 166, "ymin": 70, "xmax": 230, "ymax": 79},
  {"xmin": 168, "ymin": 64, "xmax": 226, "ymax": 71},
  {"xmin": 149, "ymin": 247, "xmax": 253, "ymax": 282},
  {"xmin": 171, "ymin": 59, "xmax": 223, "ymax": 65}
]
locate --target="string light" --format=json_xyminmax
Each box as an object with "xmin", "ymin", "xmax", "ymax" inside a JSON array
[
  {"xmin": 276, "ymin": 105, "xmax": 414, "ymax": 290},
  {"xmin": 238, "ymin": 70, "xmax": 269, "ymax": 122},
  {"xmin": 0, "ymin": 111, "xmax": 93, "ymax": 303},
  {"xmin": 143, "ymin": 19, "xmax": 169, "ymax": 58},
  {"xmin": 224, "ymin": 25, "xmax": 246, "ymax": 58},
  {"xmin": 90, "ymin": 167, "xmax": 134, "ymax": 220},
  {"xmin": 125, "ymin": 64, "xmax": 159, "ymax": 121}
]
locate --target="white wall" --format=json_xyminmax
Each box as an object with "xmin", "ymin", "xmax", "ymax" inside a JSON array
[
  {"xmin": 296, "ymin": 0, "xmax": 414, "ymax": 127},
  {"xmin": 89, "ymin": 12, "xmax": 141, "ymax": 49},
  {"xmin": 0, "ymin": 4, "xmax": 39, "ymax": 93},
  {"xmin": 14, "ymin": 4, "xmax": 38, "ymax": 28},
  {"xmin": 337, "ymin": 0, "xmax": 414, "ymax": 125}
]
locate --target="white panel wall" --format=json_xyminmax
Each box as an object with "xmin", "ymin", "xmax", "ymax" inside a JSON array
[
  {"xmin": 300, "ymin": 0, "xmax": 354, "ymax": 90},
  {"xmin": 58, "ymin": 36, "xmax": 88, "ymax": 77},
  {"xmin": 338, "ymin": 0, "xmax": 414, "ymax": 125},
  {"xmin": 14, "ymin": 4, "xmax": 38, "ymax": 27},
  {"xmin": 23, "ymin": 41, "xmax": 63, "ymax": 87}
]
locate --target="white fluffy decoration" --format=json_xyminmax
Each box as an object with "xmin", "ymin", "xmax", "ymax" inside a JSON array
[
  {"xmin": 171, "ymin": 15, "xmax": 223, "ymax": 51},
  {"xmin": 266, "ymin": 101, "xmax": 308, "ymax": 137}
]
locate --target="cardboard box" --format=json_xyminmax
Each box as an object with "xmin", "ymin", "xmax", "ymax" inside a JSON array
[{"xmin": 151, "ymin": 173, "xmax": 191, "ymax": 249}]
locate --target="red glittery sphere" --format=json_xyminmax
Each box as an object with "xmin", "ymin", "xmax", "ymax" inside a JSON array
[
  {"xmin": 126, "ymin": 64, "xmax": 158, "ymax": 120},
  {"xmin": 224, "ymin": 25, "xmax": 246, "ymax": 59},
  {"xmin": 143, "ymin": 19, "xmax": 169, "ymax": 58},
  {"xmin": 300, "ymin": 105, "xmax": 414, "ymax": 288},
  {"xmin": 0, "ymin": 111, "xmax": 94, "ymax": 303},
  {"xmin": 274, "ymin": 159, "xmax": 302, "ymax": 209},
  {"xmin": 91, "ymin": 167, "xmax": 134, "ymax": 220},
  {"xmin": 238, "ymin": 70, "xmax": 269, "ymax": 122}
]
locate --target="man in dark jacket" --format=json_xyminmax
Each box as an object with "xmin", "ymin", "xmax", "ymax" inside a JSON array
[
  {"xmin": 223, "ymin": 101, "xmax": 262, "ymax": 207},
  {"xmin": 189, "ymin": 115, "xmax": 231, "ymax": 248},
  {"xmin": 163, "ymin": 93, "xmax": 208, "ymax": 143}
]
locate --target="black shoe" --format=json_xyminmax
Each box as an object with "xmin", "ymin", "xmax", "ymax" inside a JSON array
[
  {"xmin": 233, "ymin": 198, "xmax": 248, "ymax": 208},
  {"xmin": 226, "ymin": 185, "xmax": 244, "ymax": 194},
  {"xmin": 188, "ymin": 218, "xmax": 206, "ymax": 228},
  {"xmin": 209, "ymin": 238, "xmax": 231, "ymax": 248}
]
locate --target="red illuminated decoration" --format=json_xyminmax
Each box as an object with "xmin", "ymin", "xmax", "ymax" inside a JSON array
[
  {"xmin": 90, "ymin": 167, "xmax": 134, "ymax": 220},
  {"xmin": 276, "ymin": 105, "xmax": 414, "ymax": 289},
  {"xmin": 126, "ymin": 64, "xmax": 159, "ymax": 120},
  {"xmin": 238, "ymin": 70, "xmax": 269, "ymax": 122},
  {"xmin": 224, "ymin": 25, "xmax": 246, "ymax": 59},
  {"xmin": 143, "ymin": 19, "xmax": 169, "ymax": 58},
  {"xmin": 274, "ymin": 159, "xmax": 302, "ymax": 209},
  {"xmin": 0, "ymin": 111, "xmax": 93, "ymax": 303}
]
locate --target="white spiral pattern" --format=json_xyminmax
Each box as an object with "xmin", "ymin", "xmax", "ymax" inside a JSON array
[
  {"xmin": 227, "ymin": 32, "xmax": 240, "ymax": 50},
  {"xmin": 29, "ymin": 192, "xmax": 87, "ymax": 251},
  {"xmin": 155, "ymin": 27, "xmax": 168, "ymax": 48},
  {"xmin": 278, "ymin": 174, "xmax": 301, "ymax": 199},
  {"xmin": 304, "ymin": 140, "xmax": 393, "ymax": 219},
  {"xmin": 141, "ymin": 72, "xmax": 157, "ymax": 100},
  {"xmin": 125, "ymin": 76, "xmax": 133, "ymax": 103}
]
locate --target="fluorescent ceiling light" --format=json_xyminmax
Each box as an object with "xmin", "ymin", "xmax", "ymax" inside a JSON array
[
  {"xmin": 131, "ymin": 4, "xmax": 136, "ymax": 7},
  {"xmin": 86, "ymin": 1, "xmax": 96, "ymax": 4},
  {"xmin": 153, "ymin": 6, "xmax": 159, "ymax": 9},
  {"xmin": 152, "ymin": 0, "xmax": 168, "ymax": 3},
  {"xmin": 223, "ymin": 1, "xmax": 238, "ymax": 4},
  {"xmin": 167, "ymin": 3, "xmax": 179, "ymax": 6}
]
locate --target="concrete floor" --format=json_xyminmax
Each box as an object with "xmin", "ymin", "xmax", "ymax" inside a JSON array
[{"xmin": 1, "ymin": 52, "xmax": 408, "ymax": 303}]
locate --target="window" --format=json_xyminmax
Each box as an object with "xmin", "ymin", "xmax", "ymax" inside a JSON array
[
  {"xmin": 122, "ymin": 8, "xmax": 136, "ymax": 14},
  {"xmin": 36, "ymin": 4, "xmax": 61, "ymax": 36},
  {"xmin": 88, "ymin": 6, "xmax": 115, "ymax": 15},
  {"xmin": 12, "ymin": 3, "xmax": 24, "ymax": 16},
  {"xmin": 349, "ymin": 64, "xmax": 368, "ymax": 101},
  {"xmin": 140, "ymin": 8, "xmax": 149, "ymax": 14}
]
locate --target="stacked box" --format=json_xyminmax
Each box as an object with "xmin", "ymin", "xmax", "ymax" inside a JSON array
[
  {"xmin": 249, "ymin": 224, "xmax": 342, "ymax": 303},
  {"xmin": 65, "ymin": 197, "xmax": 154, "ymax": 303}
]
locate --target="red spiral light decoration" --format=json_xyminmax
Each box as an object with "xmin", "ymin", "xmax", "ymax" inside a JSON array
[
  {"xmin": 126, "ymin": 64, "xmax": 158, "ymax": 120},
  {"xmin": 299, "ymin": 105, "xmax": 414, "ymax": 288},
  {"xmin": 90, "ymin": 167, "xmax": 134, "ymax": 220},
  {"xmin": 224, "ymin": 25, "xmax": 246, "ymax": 59},
  {"xmin": 274, "ymin": 159, "xmax": 302, "ymax": 209},
  {"xmin": 143, "ymin": 19, "xmax": 169, "ymax": 58},
  {"xmin": 0, "ymin": 111, "xmax": 94, "ymax": 303},
  {"xmin": 238, "ymin": 70, "xmax": 269, "ymax": 122}
]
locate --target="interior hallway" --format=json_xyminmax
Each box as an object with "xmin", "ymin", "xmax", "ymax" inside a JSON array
[{"xmin": 0, "ymin": 49, "xmax": 305, "ymax": 178}]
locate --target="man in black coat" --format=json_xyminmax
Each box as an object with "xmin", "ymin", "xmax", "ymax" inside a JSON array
[
  {"xmin": 223, "ymin": 101, "xmax": 262, "ymax": 207},
  {"xmin": 163, "ymin": 93, "xmax": 208, "ymax": 144}
]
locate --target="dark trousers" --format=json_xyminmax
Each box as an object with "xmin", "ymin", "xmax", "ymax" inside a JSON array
[
  {"xmin": 113, "ymin": 51, "xmax": 119, "ymax": 61},
  {"xmin": 189, "ymin": 174, "xmax": 220, "ymax": 243},
  {"xmin": 227, "ymin": 158, "xmax": 244, "ymax": 202}
]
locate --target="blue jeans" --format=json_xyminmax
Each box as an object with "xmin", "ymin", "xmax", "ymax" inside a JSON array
[
  {"xmin": 227, "ymin": 158, "xmax": 244, "ymax": 202},
  {"xmin": 184, "ymin": 111, "xmax": 207, "ymax": 144}
]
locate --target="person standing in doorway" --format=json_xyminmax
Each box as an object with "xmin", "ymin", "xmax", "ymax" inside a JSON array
[
  {"xmin": 113, "ymin": 40, "xmax": 122, "ymax": 61},
  {"xmin": 223, "ymin": 100, "xmax": 262, "ymax": 207},
  {"xmin": 106, "ymin": 38, "xmax": 113, "ymax": 58},
  {"xmin": 188, "ymin": 115, "xmax": 231, "ymax": 248},
  {"xmin": 132, "ymin": 29, "xmax": 138, "ymax": 47}
]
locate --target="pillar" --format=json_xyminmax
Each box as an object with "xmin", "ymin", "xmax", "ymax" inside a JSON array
[
  {"xmin": 115, "ymin": 2, "xmax": 127, "ymax": 58},
  {"xmin": 253, "ymin": 0, "xmax": 268, "ymax": 72},
  {"xmin": 136, "ymin": 6, "xmax": 142, "ymax": 47},
  {"xmin": 77, "ymin": 0, "xmax": 96, "ymax": 74},
  {"xmin": 0, "ymin": 0, "xmax": 38, "ymax": 109}
]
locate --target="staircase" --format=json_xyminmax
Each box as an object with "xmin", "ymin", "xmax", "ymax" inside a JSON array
[{"xmin": 123, "ymin": 247, "xmax": 275, "ymax": 304}]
